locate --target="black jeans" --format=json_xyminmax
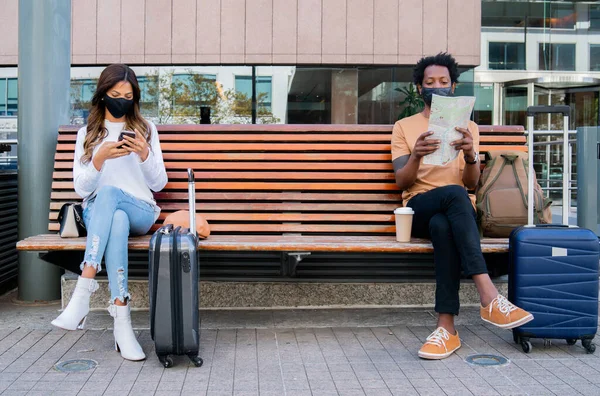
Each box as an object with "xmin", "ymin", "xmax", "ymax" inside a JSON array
[{"xmin": 407, "ymin": 185, "xmax": 488, "ymax": 315}]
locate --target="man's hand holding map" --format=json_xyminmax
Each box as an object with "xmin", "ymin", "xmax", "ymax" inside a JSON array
[{"xmin": 423, "ymin": 94, "xmax": 476, "ymax": 166}]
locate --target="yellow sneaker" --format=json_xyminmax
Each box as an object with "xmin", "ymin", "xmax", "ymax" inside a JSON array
[
  {"xmin": 480, "ymin": 294, "xmax": 534, "ymax": 329},
  {"xmin": 418, "ymin": 327, "xmax": 461, "ymax": 360}
]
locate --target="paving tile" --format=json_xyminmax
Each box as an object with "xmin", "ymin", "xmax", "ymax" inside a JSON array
[
  {"xmin": 285, "ymin": 390, "xmax": 313, "ymax": 396},
  {"xmin": 364, "ymin": 389, "xmax": 393, "ymax": 396},
  {"xmin": 461, "ymin": 386, "xmax": 500, "ymax": 395},
  {"xmin": 414, "ymin": 386, "xmax": 446, "ymax": 396},
  {"xmin": 550, "ymin": 384, "xmax": 582, "ymax": 396},
  {"xmin": 338, "ymin": 390, "xmax": 367, "ymax": 396},
  {"xmin": 492, "ymin": 385, "xmax": 528, "ymax": 395},
  {"xmin": 390, "ymin": 388, "xmax": 419, "ymax": 396},
  {"xmin": 5, "ymin": 380, "xmax": 36, "ymax": 391},
  {"xmin": 510, "ymin": 385, "xmax": 554, "ymax": 395},
  {"xmin": 334, "ymin": 378, "xmax": 363, "ymax": 390}
]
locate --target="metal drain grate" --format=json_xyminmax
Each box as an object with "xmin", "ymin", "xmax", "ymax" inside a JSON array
[
  {"xmin": 54, "ymin": 359, "xmax": 97, "ymax": 373},
  {"xmin": 465, "ymin": 354, "xmax": 509, "ymax": 367}
]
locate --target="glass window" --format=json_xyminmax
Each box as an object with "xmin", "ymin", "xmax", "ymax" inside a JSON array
[
  {"xmin": 6, "ymin": 79, "xmax": 17, "ymax": 116},
  {"xmin": 287, "ymin": 68, "xmax": 332, "ymax": 124},
  {"xmin": 70, "ymin": 78, "xmax": 97, "ymax": 122},
  {"xmin": 504, "ymin": 86, "xmax": 527, "ymax": 127},
  {"xmin": 489, "ymin": 42, "xmax": 525, "ymax": 70},
  {"xmin": 172, "ymin": 73, "xmax": 218, "ymax": 119},
  {"xmin": 474, "ymin": 84, "xmax": 494, "ymax": 126},
  {"xmin": 591, "ymin": 45, "xmax": 600, "ymax": 71},
  {"xmin": 137, "ymin": 75, "xmax": 159, "ymax": 118},
  {"xmin": 482, "ymin": 1, "xmax": 574, "ymax": 29},
  {"xmin": 539, "ymin": 43, "xmax": 576, "ymax": 71},
  {"xmin": 590, "ymin": 4, "xmax": 600, "ymax": 30},
  {"xmin": 547, "ymin": 4, "xmax": 576, "ymax": 29},
  {"xmin": 235, "ymin": 75, "xmax": 272, "ymax": 111},
  {"xmin": 0, "ymin": 79, "xmax": 6, "ymax": 115}
]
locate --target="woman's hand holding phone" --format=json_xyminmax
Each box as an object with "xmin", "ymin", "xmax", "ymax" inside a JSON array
[
  {"xmin": 120, "ymin": 129, "xmax": 150, "ymax": 162},
  {"xmin": 92, "ymin": 141, "xmax": 130, "ymax": 171}
]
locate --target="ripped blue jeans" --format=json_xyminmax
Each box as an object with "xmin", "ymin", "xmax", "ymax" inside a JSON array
[{"xmin": 82, "ymin": 185, "xmax": 155, "ymax": 304}]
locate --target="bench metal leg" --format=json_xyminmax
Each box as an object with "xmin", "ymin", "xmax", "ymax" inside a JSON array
[
  {"xmin": 39, "ymin": 251, "xmax": 84, "ymax": 273},
  {"xmin": 284, "ymin": 252, "xmax": 311, "ymax": 277}
]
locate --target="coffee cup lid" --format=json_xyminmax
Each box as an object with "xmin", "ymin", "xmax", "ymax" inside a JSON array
[{"xmin": 394, "ymin": 207, "xmax": 414, "ymax": 214}]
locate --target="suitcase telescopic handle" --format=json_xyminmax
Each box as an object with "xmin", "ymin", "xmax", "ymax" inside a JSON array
[
  {"xmin": 526, "ymin": 105, "xmax": 570, "ymax": 116},
  {"xmin": 526, "ymin": 105, "xmax": 571, "ymax": 226},
  {"xmin": 187, "ymin": 169, "xmax": 196, "ymax": 237}
]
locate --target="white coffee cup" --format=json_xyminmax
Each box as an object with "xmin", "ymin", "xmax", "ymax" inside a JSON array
[{"xmin": 394, "ymin": 207, "xmax": 414, "ymax": 242}]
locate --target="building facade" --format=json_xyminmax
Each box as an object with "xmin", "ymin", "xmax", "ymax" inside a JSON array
[{"xmin": 0, "ymin": 0, "xmax": 481, "ymax": 126}]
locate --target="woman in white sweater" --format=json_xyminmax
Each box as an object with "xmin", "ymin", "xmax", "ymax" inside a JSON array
[{"xmin": 52, "ymin": 64, "xmax": 168, "ymax": 361}]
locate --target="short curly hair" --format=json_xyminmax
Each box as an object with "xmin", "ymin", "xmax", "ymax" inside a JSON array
[{"xmin": 413, "ymin": 52, "xmax": 460, "ymax": 86}]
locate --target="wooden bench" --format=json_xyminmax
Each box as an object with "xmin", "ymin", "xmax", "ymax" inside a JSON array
[{"xmin": 16, "ymin": 124, "xmax": 526, "ymax": 279}]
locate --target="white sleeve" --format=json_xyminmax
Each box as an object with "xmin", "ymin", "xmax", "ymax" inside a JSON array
[
  {"xmin": 139, "ymin": 122, "xmax": 168, "ymax": 192},
  {"xmin": 73, "ymin": 126, "xmax": 102, "ymax": 199}
]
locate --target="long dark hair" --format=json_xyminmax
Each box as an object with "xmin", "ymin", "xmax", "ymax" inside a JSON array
[{"xmin": 82, "ymin": 64, "xmax": 150, "ymax": 164}]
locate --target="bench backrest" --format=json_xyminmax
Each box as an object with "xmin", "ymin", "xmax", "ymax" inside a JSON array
[{"xmin": 50, "ymin": 124, "xmax": 525, "ymax": 236}]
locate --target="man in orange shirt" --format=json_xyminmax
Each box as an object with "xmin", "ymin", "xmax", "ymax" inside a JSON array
[{"xmin": 392, "ymin": 53, "xmax": 533, "ymax": 360}]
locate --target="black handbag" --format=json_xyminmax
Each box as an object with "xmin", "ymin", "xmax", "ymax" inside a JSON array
[{"xmin": 57, "ymin": 203, "xmax": 87, "ymax": 238}]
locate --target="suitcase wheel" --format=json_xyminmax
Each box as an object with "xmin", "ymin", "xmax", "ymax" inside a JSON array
[
  {"xmin": 566, "ymin": 339, "xmax": 577, "ymax": 346},
  {"xmin": 520, "ymin": 339, "xmax": 532, "ymax": 353},
  {"xmin": 582, "ymin": 339, "xmax": 596, "ymax": 354},
  {"xmin": 188, "ymin": 354, "xmax": 204, "ymax": 367},
  {"xmin": 158, "ymin": 355, "xmax": 174, "ymax": 368}
]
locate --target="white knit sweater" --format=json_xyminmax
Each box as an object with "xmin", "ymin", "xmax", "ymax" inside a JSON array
[{"xmin": 73, "ymin": 119, "xmax": 168, "ymax": 222}]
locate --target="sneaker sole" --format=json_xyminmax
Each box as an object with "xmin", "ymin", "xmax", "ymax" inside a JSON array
[
  {"xmin": 481, "ymin": 313, "xmax": 534, "ymax": 329},
  {"xmin": 418, "ymin": 344, "xmax": 461, "ymax": 360}
]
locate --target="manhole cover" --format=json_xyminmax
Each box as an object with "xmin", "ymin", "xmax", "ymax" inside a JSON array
[
  {"xmin": 465, "ymin": 354, "xmax": 509, "ymax": 367},
  {"xmin": 54, "ymin": 359, "xmax": 97, "ymax": 372}
]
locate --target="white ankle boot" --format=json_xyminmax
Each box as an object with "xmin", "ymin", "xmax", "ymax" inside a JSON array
[
  {"xmin": 51, "ymin": 276, "xmax": 98, "ymax": 330},
  {"xmin": 108, "ymin": 304, "xmax": 146, "ymax": 361}
]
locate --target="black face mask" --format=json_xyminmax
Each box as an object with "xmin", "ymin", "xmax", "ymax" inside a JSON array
[
  {"xmin": 103, "ymin": 94, "xmax": 134, "ymax": 118},
  {"xmin": 420, "ymin": 87, "xmax": 453, "ymax": 106}
]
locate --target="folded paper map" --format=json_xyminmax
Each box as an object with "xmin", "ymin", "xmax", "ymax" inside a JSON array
[{"xmin": 423, "ymin": 94, "xmax": 476, "ymax": 166}]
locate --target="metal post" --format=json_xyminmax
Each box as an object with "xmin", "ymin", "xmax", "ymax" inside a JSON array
[
  {"xmin": 562, "ymin": 115, "xmax": 569, "ymax": 223},
  {"xmin": 251, "ymin": 66, "xmax": 257, "ymax": 124},
  {"xmin": 527, "ymin": 116, "xmax": 535, "ymax": 226},
  {"xmin": 17, "ymin": 0, "xmax": 71, "ymax": 301},
  {"xmin": 576, "ymin": 127, "xmax": 599, "ymax": 235}
]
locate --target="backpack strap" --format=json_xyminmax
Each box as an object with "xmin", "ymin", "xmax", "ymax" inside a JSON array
[
  {"xmin": 476, "ymin": 152, "xmax": 507, "ymax": 202},
  {"xmin": 511, "ymin": 156, "xmax": 544, "ymax": 220}
]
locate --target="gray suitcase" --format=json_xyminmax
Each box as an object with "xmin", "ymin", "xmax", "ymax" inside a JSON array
[{"xmin": 149, "ymin": 169, "xmax": 203, "ymax": 368}]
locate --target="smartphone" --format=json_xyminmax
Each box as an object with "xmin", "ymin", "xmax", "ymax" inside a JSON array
[{"xmin": 118, "ymin": 131, "xmax": 136, "ymax": 142}]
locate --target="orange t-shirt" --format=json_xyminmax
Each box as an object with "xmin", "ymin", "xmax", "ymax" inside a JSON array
[{"xmin": 391, "ymin": 112, "xmax": 480, "ymax": 208}]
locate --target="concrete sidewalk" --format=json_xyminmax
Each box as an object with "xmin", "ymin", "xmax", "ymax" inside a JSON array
[{"xmin": 1, "ymin": 290, "xmax": 599, "ymax": 396}]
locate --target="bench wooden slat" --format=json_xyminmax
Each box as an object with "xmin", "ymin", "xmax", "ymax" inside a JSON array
[
  {"xmin": 17, "ymin": 234, "xmax": 510, "ymax": 253},
  {"xmin": 57, "ymin": 133, "xmax": 526, "ymax": 143},
  {"xmin": 58, "ymin": 133, "xmax": 396, "ymax": 142},
  {"xmin": 57, "ymin": 124, "xmax": 525, "ymax": 134},
  {"xmin": 50, "ymin": 212, "xmax": 395, "ymax": 222},
  {"xmin": 479, "ymin": 135, "xmax": 525, "ymax": 143},
  {"xmin": 52, "ymin": 181, "xmax": 400, "ymax": 191},
  {"xmin": 55, "ymin": 152, "xmax": 394, "ymax": 161},
  {"xmin": 48, "ymin": 223, "xmax": 398, "ymax": 233},
  {"xmin": 58, "ymin": 142, "xmax": 393, "ymax": 151},
  {"xmin": 54, "ymin": 161, "xmax": 397, "ymax": 171},
  {"xmin": 53, "ymin": 171, "xmax": 396, "ymax": 181},
  {"xmin": 49, "ymin": 202, "xmax": 400, "ymax": 212},
  {"xmin": 50, "ymin": 191, "xmax": 403, "ymax": 201}
]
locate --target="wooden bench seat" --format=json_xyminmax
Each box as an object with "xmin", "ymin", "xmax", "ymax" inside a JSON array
[
  {"xmin": 17, "ymin": 234, "xmax": 510, "ymax": 253},
  {"xmin": 16, "ymin": 124, "xmax": 525, "ymax": 279}
]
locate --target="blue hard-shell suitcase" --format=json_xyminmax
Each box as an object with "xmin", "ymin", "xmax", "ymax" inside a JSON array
[{"xmin": 508, "ymin": 106, "xmax": 600, "ymax": 354}]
